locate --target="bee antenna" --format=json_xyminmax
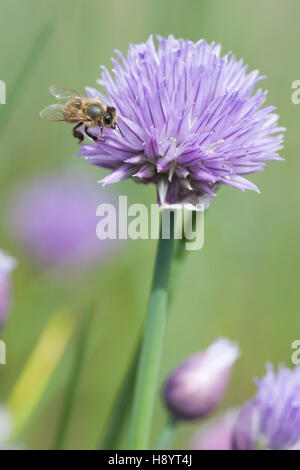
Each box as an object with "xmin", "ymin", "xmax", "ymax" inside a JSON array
[{"xmin": 116, "ymin": 122, "xmax": 124, "ymax": 138}]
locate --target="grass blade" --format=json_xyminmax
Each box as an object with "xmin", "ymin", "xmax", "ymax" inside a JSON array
[
  {"xmin": 54, "ymin": 306, "xmax": 93, "ymax": 450},
  {"xmin": 0, "ymin": 20, "xmax": 53, "ymax": 134}
]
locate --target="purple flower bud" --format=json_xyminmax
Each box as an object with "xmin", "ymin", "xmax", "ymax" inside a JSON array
[
  {"xmin": 191, "ymin": 410, "xmax": 238, "ymax": 450},
  {"xmin": 233, "ymin": 363, "xmax": 300, "ymax": 450},
  {"xmin": 163, "ymin": 338, "xmax": 239, "ymax": 420},
  {"xmin": 0, "ymin": 250, "xmax": 16, "ymax": 327}
]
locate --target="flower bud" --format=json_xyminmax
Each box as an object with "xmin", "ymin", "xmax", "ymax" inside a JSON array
[
  {"xmin": 0, "ymin": 250, "xmax": 16, "ymax": 327},
  {"xmin": 233, "ymin": 363, "xmax": 300, "ymax": 450},
  {"xmin": 163, "ymin": 338, "xmax": 239, "ymax": 420}
]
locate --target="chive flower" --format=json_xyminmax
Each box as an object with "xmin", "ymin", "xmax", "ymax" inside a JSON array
[
  {"xmin": 0, "ymin": 250, "xmax": 16, "ymax": 327},
  {"xmin": 163, "ymin": 338, "xmax": 239, "ymax": 420},
  {"xmin": 79, "ymin": 35, "xmax": 284, "ymax": 208},
  {"xmin": 233, "ymin": 364, "xmax": 300, "ymax": 450},
  {"xmin": 191, "ymin": 410, "xmax": 238, "ymax": 450},
  {"xmin": 7, "ymin": 171, "xmax": 119, "ymax": 272}
]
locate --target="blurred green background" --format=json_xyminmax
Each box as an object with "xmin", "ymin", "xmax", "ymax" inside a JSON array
[{"xmin": 0, "ymin": 0, "xmax": 299, "ymax": 449}]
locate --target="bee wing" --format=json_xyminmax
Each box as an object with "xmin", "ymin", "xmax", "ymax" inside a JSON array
[
  {"xmin": 49, "ymin": 85, "xmax": 82, "ymax": 100},
  {"xmin": 40, "ymin": 103, "xmax": 65, "ymax": 121}
]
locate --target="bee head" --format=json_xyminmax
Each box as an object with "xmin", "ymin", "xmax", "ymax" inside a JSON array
[
  {"xmin": 103, "ymin": 106, "xmax": 117, "ymax": 128},
  {"xmin": 86, "ymin": 103, "xmax": 103, "ymax": 120}
]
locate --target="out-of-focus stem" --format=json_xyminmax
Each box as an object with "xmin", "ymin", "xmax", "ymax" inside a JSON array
[
  {"xmin": 156, "ymin": 416, "xmax": 177, "ymax": 450},
  {"xmin": 100, "ymin": 344, "xmax": 138, "ymax": 449},
  {"xmin": 54, "ymin": 307, "xmax": 93, "ymax": 450}
]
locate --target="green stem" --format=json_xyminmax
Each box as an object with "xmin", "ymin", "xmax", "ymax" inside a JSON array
[
  {"xmin": 127, "ymin": 210, "xmax": 175, "ymax": 449},
  {"xmin": 156, "ymin": 416, "xmax": 177, "ymax": 450},
  {"xmin": 101, "ymin": 214, "xmax": 188, "ymax": 449},
  {"xmin": 54, "ymin": 307, "xmax": 93, "ymax": 450},
  {"xmin": 169, "ymin": 234, "xmax": 187, "ymax": 303}
]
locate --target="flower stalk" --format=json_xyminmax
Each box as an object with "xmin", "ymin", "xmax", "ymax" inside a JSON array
[
  {"xmin": 127, "ymin": 210, "xmax": 175, "ymax": 449},
  {"xmin": 101, "ymin": 218, "xmax": 187, "ymax": 449},
  {"xmin": 156, "ymin": 416, "xmax": 178, "ymax": 450}
]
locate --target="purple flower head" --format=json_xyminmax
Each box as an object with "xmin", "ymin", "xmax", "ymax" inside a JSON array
[
  {"xmin": 7, "ymin": 171, "xmax": 119, "ymax": 272},
  {"xmin": 0, "ymin": 250, "xmax": 16, "ymax": 327},
  {"xmin": 0, "ymin": 405, "xmax": 12, "ymax": 448},
  {"xmin": 233, "ymin": 364, "xmax": 300, "ymax": 450},
  {"xmin": 191, "ymin": 409, "xmax": 238, "ymax": 450},
  {"xmin": 163, "ymin": 338, "xmax": 239, "ymax": 420},
  {"xmin": 0, "ymin": 405, "xmax": 21, "ymax": 449},
  {"xmin": 79, "ymin": 35, "xmax": 284, "ymax": 208}
]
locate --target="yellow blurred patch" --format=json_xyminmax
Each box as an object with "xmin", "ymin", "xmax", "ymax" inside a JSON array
[{"xmin": 7, "ymin": 310, "xmax": 76, "ymax": 438}]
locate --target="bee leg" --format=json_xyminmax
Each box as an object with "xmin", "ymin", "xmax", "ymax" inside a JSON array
[
  {"xmin": 96, "ymin": 122, "xmax": 105, "ymax": 142},
  {"xmin": 73, "ymin": 122, "xmax": 84, "ymax": 143},
  {"xmin": 85, "ymin": 125, "xmax": 105, "ymax": 142}
]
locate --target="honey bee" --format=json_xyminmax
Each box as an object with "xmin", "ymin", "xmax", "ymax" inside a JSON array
[{"xmin": 40, "ymin": 86, "xmax": 123, "ymax": 143}]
